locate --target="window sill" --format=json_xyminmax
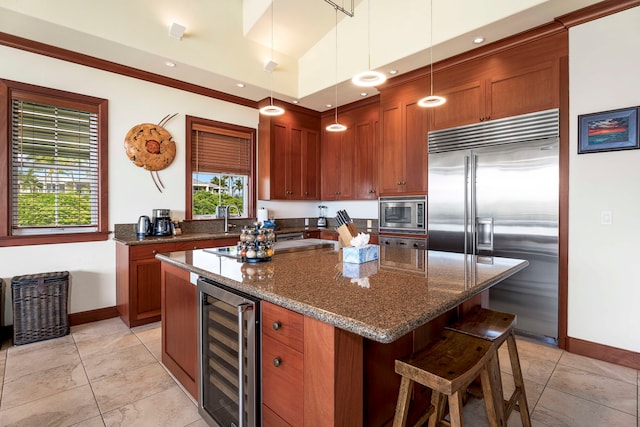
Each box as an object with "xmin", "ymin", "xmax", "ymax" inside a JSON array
[{"xmin": 0, "ymin": 231, "xmax": 111, "ymax": 247}]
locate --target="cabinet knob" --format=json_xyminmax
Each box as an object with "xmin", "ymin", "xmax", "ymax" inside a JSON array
[
  {"xmin": 304, "ymin": 191, "xmax": 308, "ymax": 195},
  {"xmin": 272, "ymin": 321, "xmax": 282, "ymax": 330},
  {"xmin": 152, "ymin": 249, "xmax": 157, "ymax": 254},
  {"xmin": 273, "ymin": 357, "xmax": 282, "ymax": 367}
]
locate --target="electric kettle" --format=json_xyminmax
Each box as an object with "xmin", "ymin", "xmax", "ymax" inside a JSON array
[{"xmin": 136, "ymin": 215, "xmax": 151, "ymax": 237}]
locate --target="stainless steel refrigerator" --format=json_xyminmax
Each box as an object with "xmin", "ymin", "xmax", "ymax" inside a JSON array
[{"xmin": 428, "ymin": 109, "xmax": 559, "ymax": 341}]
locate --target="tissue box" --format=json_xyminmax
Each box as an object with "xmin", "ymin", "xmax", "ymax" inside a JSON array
[
  {"xmin": 343, "ymin": 259, "xmax": 379, "ymax": 278},
  {"xmin": 342, "ymin": 244, "xmax": 379, "ymax": 264}
]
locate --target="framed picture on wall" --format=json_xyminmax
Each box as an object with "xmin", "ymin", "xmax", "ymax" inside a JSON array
[{"xmin": 578, "ymin": 107, "xmax": 639, "ymax": 154}]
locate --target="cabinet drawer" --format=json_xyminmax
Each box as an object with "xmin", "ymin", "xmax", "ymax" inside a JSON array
[
  {"xmin": 262, "ymin": 301, "xmax": 304, "ymax": 352},
  {"xmin": 130, "ymin": 243, "xmax": 176, "ymax": 260},
  {"xmin": 174, "ymin": 240, "xmax": 214, "ymax": 251},
  {"xmin": 262, "ymin": 334, "xmax": 303, "ymax": 426},
  {"xmin": 262, "ymin": 404, "xmax": 291, "ymax": 427}
]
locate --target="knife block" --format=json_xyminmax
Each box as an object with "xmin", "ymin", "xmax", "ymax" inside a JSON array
[{"xmin": 337, "ymin": 223, "xmax": 358, "ymax": 247}]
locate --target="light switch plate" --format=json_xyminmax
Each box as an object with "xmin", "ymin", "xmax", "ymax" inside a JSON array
[{"xmin": 601, "ymin": 210, "xmax": 613, "ymax": 225}]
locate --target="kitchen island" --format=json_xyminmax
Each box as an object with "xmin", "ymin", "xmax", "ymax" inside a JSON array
[{"xmin": 157, "ymin": 240, "xmax": 528, "ymax": 426}]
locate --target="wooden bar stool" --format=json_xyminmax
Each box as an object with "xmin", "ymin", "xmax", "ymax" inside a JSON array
[
  {"xmin": 393, "ymin": 329, "xmax": 504, "ymax": 427},
  {"xmin": 446, "ymin": 307, "xmax": 531, "ymax": 427}
]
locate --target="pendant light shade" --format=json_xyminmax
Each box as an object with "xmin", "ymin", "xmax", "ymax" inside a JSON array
[
  {"xmin": 352, "ymin": 0, "xmax": 386, "ymax": 87},
  {"xmin": 418, "ymin": 0, "xmax": 446, "ymax": 108},
  {"xmin": 260, "ymin": 0, "xmax": 285, "ymax": 116},
  {"xmin": 326, "ymin": 6, "xmax": 346, "ymax": 132}
]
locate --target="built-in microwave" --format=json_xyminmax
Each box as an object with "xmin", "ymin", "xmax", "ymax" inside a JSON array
[{"xmin": 378, "ymin": 196, "xmax": 427, "ymax": 234}]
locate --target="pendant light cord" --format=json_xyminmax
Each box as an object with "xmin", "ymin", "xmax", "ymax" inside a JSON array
[
  {"xmin": 429, "ymin": 0, "xmax": 434, "ymax": 97},
  {"xmin": 367, "ymin": 0, "xmax": 371, "ymax": 70},
  {"xmin": 334, "ymin": 6, "xmax": 339, "ymax": 123},
  {"xmin": 270, "ymin": 0, "xmax": 275, "ymax": 105}
]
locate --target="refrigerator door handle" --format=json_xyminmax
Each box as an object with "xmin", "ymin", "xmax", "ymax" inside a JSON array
[
  {"xmin": 476, "ymin": 217, "xmax": 494, "ymax": 252},
  {"xmin": 464, "ymin": 155, "xmax": 470, "ymax": 255},
  {"xmin": 469, "ymin": 154, "xmax": 478, "ymax": 255}
]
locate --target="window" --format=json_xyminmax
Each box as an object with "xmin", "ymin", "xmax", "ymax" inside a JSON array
[
  {"xmin": 0, "ymin": 79, "xmax": 108, "ymax": 246},
  {"xmin": 186, "ymin": 116, "xmax": 256, "ymax": 220}
]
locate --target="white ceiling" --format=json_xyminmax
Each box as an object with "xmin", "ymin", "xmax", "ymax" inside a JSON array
[{"xmin": 0, "ymin": 0, "xmax": 601, "ymax": 112}]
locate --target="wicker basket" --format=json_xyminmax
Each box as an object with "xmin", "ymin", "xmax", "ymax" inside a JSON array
[{"xmin": 11, "ymin": 271, "xmax": 70, "ymax": 345}]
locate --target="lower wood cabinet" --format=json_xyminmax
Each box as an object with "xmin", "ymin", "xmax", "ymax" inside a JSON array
[
  {"xmin": 262, "ymin": 301, "xmax": 304, "ymax": 426},
  {"xmin": 158, "ymin": 237, "xmax": 238, "ymax": 401},
  {"xmin": 161, "ymin": 262, "xmax": 197, "ymax": 398}
]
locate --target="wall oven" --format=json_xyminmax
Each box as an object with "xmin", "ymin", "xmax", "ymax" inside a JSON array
[
  {"xmin": 197, "ymin": 278, "xmax": 260, "ymax": 427},
  {"xmin": 379, "ymin": 196, "xmax": 427, "ymax": 234}
]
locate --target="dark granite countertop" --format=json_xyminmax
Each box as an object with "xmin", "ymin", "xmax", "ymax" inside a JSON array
[{"xmin": 156, "ymin": 240, "xmax": 528, "ymax": 343}]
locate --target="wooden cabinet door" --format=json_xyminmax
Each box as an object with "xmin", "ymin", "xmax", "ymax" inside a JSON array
[
  {"xmin": 130, "ymin": 258, "xmax": 162, "ymax": 325},
  {"xmin": 302, "ymin": 128, "xmax": 320, "ymax": 199},
  {"xmin": 430, "ymin": 80, "xmax": 485, "ymax": 130},
  {"xmin": 354, "ymin": 119, "xmax": 378, "ymax": 199},
  {"xmin": 488, "ymin": 61, "xmax": 559, "ymax": 121},
  {"xmin": 287, "ymin": 127, "xmax": 303, "ymax": 199},
  {"xmin": 379, "ymin": 101, "xmax": 404, "ymax": 195},
  {"xmin": 270, "ymin": 123, "xmax": 289, "ymax": 199},
  {"xmin": 161, "ymin": 262, "xmax": 197, "ymax": 398},
  {"xmin": 321, "ymin": 129, "xmax": 342, "ymax": 200},
  {"xmin": 404, "ymin": 102, "xmax": 429, "ymax": 194}
]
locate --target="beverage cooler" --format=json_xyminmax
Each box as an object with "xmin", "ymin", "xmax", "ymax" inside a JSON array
[{"xmin": 197, "ymin": 278, "xmax": 260, "ymax": 427}]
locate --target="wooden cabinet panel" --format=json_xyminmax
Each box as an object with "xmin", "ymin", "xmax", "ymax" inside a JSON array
[
  {"xmin": 303, "ymin": 231, "xmax": 320, "ymax": 239},
  {"xmin": 320, "ymin": 129, "xmax": 343, "ymax": 200},
  {"xmin": 161, "ymin": 262, "xmax": 197, "ymax": 398},
  {"xmin": 262, "ymin": 404, "xmax": 291, "ymax": 427},
  {"xmin": 430, "ymin": 80, "xmax": 485, "ymax": 130},
  {"xmin": 354, "ymin": 119, "xmax": 378, "ymax": 199},
  {"xmin": 258, "ymin": 109, "xmax": 321, "ymax": 201},
  {"xmin": 379, "ymin": 102, "xmax": 405, "ymax": 195},
  {"xmin": 319, "ymin": 231, "xmax": 338, "ymax": 241},
  {"xmin": 489, "ymin": 62, "xmax": 558, "ymax": 120},
  {"xmin": 379, "ymin": 97, "xmax": 428, "ymax": 195},
  {"xmin": 262, "ymin": 301, "xmax": 304, "ymax": 352},
  {"xmin": 404, "ymin": 102, "xmax": 429, "ymax": 194},
  {"xmin": 302, "ymin": 129, "xmax": 320, "ymax": 199},
  {"xmin": 262, "ymin": 334, "xmax": 304, "ymax": 426},
  {"xmin": 131, "ymin": 258, "xmax": 162, "ymax": 321},
  {"xmin": 129, "ymin": 242, "xmax": 176, "ymax": 261}
]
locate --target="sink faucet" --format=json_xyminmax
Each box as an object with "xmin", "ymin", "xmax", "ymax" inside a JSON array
[{"xmin": 221, "ymin": 205, "xmax": 240, "ymax": 233}]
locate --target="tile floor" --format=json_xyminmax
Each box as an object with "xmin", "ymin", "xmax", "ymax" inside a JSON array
[{"xmin": 0, "ymin": 317, "xmax": 638, "ymax": 426}]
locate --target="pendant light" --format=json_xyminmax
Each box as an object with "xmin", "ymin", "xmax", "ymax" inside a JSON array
[
  {"xmin": 260, "ymin": 0, "xmax": 285, "ymax": 116},
  {"xmin": 352, "ymin": 0, "xmax": 386, "ymax": 87},
  {"xmin": 418, "ymin": 0, "xmax": 446, "ymax": 108},
  {"xmin": 326, "ymin": 7, "xmax": 347, "ymax": 132}
]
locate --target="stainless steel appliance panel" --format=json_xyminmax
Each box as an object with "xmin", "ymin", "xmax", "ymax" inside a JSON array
[
  {"xmin": 474, "ymin": 139, "xmax": 559, "ymax": 338},
  {"xmin": 197, "ymin": 278, "xmax": 260, "ymax": 427},
  {"xmin": 428, "ymin": 109, "xmax": 559, "ymax": 340}
]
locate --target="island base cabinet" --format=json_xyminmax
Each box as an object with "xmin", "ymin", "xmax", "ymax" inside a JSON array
[
  {"xmin": 262, "ymin": 334, "xmax": 304, "ymax": 426},
  {"xmin": 161, "ymin": 262, "xmax": 197, "ymax": 399}
]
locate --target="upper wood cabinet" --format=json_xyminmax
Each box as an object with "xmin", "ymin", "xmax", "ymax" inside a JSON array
[
  {"xmin": 379, "ymin": 83, "xmax": 429, "ymax": 196},
  {"xmin": 429, "ymin": 32, "xmax": 565, "ymax": 130},
  {"xmin": 258, "ymin": 107, "xmax": 321, "ymax": 200},
  {"xmin": 321, "ymin": 100, "xmax": 379, "ymax": 200}
]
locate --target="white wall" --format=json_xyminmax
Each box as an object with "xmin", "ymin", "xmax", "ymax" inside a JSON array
[
  {"xmin": 0, "ymin": 45, "xmax": 258, "ymax": 325},
  {"xmin": 569, "ymin": 7, "xmax": 640, "ymax": 352}
]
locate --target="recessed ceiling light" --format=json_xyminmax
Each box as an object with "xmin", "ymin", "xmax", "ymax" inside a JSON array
[
  {"xmin": 389, "ymin": 69, "xmax": 398, "ymax": 75},
  {"xmin": 292, "ymin": 100, "xmax": 299, "ymax": 104},
  {"xmin": 236, "ymin": 83, "xmax": 245, "ymax": 88},
  {"xmin": 165, "ymin": 61, "xmax": 176, "ymax": 67},
  {"xmin": 360, "ymin": 92, "xmax": 368, "ymax": 97},
  {"xmin": 326, "ymin": 104, "xmax": 332, "ymax": 108},
  {"xmin": 473, "ymin": 37, "xmax": 485, "ymax": 44}
]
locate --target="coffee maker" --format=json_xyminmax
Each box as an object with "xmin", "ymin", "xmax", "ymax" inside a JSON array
[{"xmin": 151, "ymin": 208, "xmax": 172, "ymax": 236}]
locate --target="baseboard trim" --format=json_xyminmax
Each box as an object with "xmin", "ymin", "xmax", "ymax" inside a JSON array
[
  {"xmin": 565, "ymin": 336, "xmax": 640, "ymax": 370},
  {"xmin": 69, "ymin": 306, "xmax": 119, "ymax": 326}
]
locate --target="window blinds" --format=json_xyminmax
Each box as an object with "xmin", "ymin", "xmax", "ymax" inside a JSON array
[
  {"xmin": 11, "ymin": 99, "xmax": 99, "ymax": 231},
  {"xmin": 191, "ymin": 125, "xmax": 251, "ymax": 176}
]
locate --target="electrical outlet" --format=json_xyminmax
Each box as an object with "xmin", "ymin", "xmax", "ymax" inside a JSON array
[
  {"xmin": 601, "ymin": 210, "xmax": 613, "ymax": 225},
  {"xmin": 367, "ymin": 219, "xmax": 372, "ymax": 229}
]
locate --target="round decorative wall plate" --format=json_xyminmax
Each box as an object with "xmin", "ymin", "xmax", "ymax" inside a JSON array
[{"xmin": 124, "ymin": 123, "xmax": 176, "ymax": 171}]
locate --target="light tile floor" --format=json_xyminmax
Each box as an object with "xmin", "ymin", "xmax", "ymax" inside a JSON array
[{"xmin": 0, "ymin": 317, "xmax": 638, "ymax": 426}]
